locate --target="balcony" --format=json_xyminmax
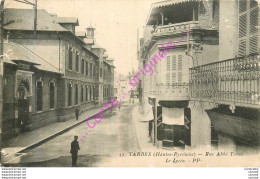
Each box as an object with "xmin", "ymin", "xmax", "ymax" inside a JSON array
[
  {"xmin": 147, "ymin": 83, "xmax": 189, "ymax": 101},
  {"xmin": 153, "ymin": 21, "xmax": 199, "ymax": 37},
  {"xmin": 189, "ymin": 54, "xmax": 260, "ymax": 109}
]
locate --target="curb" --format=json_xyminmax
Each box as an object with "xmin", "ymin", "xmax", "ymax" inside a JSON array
[{"xmin": 2, "ymin": 105, "xmax": 114, "ymax": 164}]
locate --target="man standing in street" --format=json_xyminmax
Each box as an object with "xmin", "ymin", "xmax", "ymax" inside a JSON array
[
  {"xmin": 75, "ymin": 108, "xmax": 79, "ymax": 120},
  {"xmin": 70, "ymin": 136, "xmax": 80, "ymax": 167}
]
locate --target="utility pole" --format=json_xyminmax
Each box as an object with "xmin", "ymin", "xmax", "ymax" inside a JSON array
[
  {"xmin": 34, "ymin": 0, "xmax": 37, "ymax": 39},
  {"xmin": 0, "ymin": 0, "xmax": 4, "ymax": 163}
]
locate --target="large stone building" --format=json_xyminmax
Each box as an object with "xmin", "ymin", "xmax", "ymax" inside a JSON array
[{"xmin": 2, "ymin": 8, "xmax": 115, "ymax": 138}]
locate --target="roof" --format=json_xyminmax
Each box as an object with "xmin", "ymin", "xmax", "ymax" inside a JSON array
[
  {"xmin": 82, "ymin": 46, "xmax": 99, "ymax": 59},
  {"xmin": 4, "ymin": 8, "xmax": 68, "ymax": 32},
  {"xmin": 56, "ymin": 17, "xmax": 79, "ymax": 26},
  {"xmin": 84, "ymin": 38, "xmax": 94, "ymax": 44},
  {"xmin": 75, "ymin": 31, "xmax": 86, "ymax": 37},
  {"xmin": 3, "ymin": 41, "xmax": 61, "ymax": 74},
  {"xmin": 146, "ymin": 0, "xmax": 203, "ymax": 25},
  {"xmin": 92, "ymin": 43, "xmax": 105, "ymax": 50}
]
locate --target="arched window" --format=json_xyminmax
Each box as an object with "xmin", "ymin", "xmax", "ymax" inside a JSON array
[
  {"xmin": 75, "ymin": 83, "xmax": 78, "ymax": 105},
  {"xmin": 76, "ymin": 52, "xmax": 79, "ymax": 72},
  {"xmin": 68, "ymin": 82, "xmax": 72, "ymax": 106},
  {"xmin": 81, "ymin": 58, "xmax": 85, "ymax": 74},
  {"xmin": 36, "ymin": 81, "xmax": 43, "ymax": 111},
  {"xmin": 49, "ymin": 82, "xmax": 55, "ymax": 109},
  {"xmin": 69, "ymin": 47, "xmax": 73, "ymax": 70},
  {"xmin": 81, "ymin": 85, "xmax": 84, "ymax": 103},
  {"xmin": 90, "ymin": 86, "xmax": 92, "ymax": 101},
  {"xmin": 85, "ymin": 86, "xmax": 88, "ymax": 101}
]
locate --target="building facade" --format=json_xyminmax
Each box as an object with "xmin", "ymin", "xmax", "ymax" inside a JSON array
[
  {"xmin": 2, "ymin": 8, "xmax": 115, "ymax": 139},
  {"xmin": 140, "ymin": 0, "xmax": 260, "ymax": 152},
  {"xmin": 140, "ymin": 0, "xmax": 219, "ymax": 148}
]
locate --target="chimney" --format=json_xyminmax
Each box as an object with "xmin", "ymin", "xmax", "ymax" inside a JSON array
[{"xmin": 86, "ymin": 24, "xmax": 95, "ymax": 40}]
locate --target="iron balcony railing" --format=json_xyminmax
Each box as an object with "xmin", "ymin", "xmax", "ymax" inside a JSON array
[{"xmin": 189, "ymin": 54, "xmax": 260, "ymax": 108}]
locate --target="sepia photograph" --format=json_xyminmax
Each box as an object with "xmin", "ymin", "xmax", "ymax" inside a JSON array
[{"xmin": 0, "ymin": 0, "xmax": 259, "ymax": 174}]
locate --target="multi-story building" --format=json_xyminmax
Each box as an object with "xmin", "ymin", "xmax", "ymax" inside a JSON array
[
  {"xmin": 140, "ymin": 0, "xmax": 219, "ymax": 148},
  {"xmin": 141, "ymin": 0, "xmax": 260, "ymax": 152},
  {"xmin": 2, "ymin": 8, "xmax": 115, "ymax": 138},
  {"xmin": 189, "ymin": 0, "xmax": 260, "ymax": 152}
]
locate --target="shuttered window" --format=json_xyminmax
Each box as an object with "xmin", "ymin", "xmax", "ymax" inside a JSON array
[
  {"xmin": 238, "ymin": 0, "xmax": 258, "ymax": 56},
  {"xmin": 166, "ymin": 56, "xmax": 170, "ymax": 71},
  {"xmin": 164, "ymin": 54, "xmax": 183, "ymax": 85},
  {"xmin": 172, "ymin": 56, "xmax": 176, "ymax": 70}
]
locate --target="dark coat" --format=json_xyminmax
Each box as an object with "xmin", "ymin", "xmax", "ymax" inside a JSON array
[
  {"xmin": 75, "ymin": 109, "xmax": 79, "ymax": 116},
  {"xmin": 70, "ymin": 140, "xmax": 80, "ymax": 154}
]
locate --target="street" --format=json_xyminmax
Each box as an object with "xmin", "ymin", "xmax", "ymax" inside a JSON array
[{"xmin": 7, "ymin": 103, "xmax": 140, "ymax": 167}]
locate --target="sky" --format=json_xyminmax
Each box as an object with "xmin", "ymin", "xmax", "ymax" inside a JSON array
[{"xmin": 5, "ymin": 0, "xmax": 159, "ymax": 75}]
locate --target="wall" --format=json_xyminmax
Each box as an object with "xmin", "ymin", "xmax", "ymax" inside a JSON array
[
  {"xmin": 219, "ymin": 0, "xmax": 238, "ymax": 61},
  {"xmin": 189, "ymin": 105, "xmax": 212, "ymax": 149},
  {"xmin": 2, "ymin": 64, "xmax": 17, "ymax": 137}
]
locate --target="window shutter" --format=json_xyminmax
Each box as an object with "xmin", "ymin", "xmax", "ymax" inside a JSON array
[
  {"xmin": 249, "ymin": 36, "xmax": 258, "ymax": 54},
  {"xmin": 172, "ymin": 73, "xmax": 176, "ymax": 83},
  {"xmin": 239, "ymin": 0, "xmax": 247, "ymax": 13},
  {"xmin": 178, "ymin": 55, "xmax": 182, "ymax": 71},
  {"xmin": 239, "ymin": 39, "xmax": 247, "ymax": 56},
  {"xmin": 178, "ymin": 72, "xmax": 182, "ymax": 83},
  {"xmin": 239, "ymin": 14, "xmax": 247, "ymax": 38},
  {"xmin": 172, "ymin": 55, "xmax": 176, "ymax": 70},
  {"xmin": 166, "ymin": 73, "xmax": 170, "ymax": 87},
  {"xmin": 166, "ymin": 56, "xmax": 170, "ymax": 71},
  {"xmin": 250, "ymin": 8, "xmax": 258, "ymax": 34},
  {"xmin": 238, "ymin": 0, "xmax": 258, "ymax": 56}
]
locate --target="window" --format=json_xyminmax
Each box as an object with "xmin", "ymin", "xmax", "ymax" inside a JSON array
[
  {"xmin": 93, "ymin": 63, "xmax": 96, "ymax": 77},
  {"xmin": 76, "ymin": 53, "xmax": 79, "ymax": 72},
  {"xmin": 172, "ymin": 56, "xmax": 176, "ymax": 70},
  {"xmin": 238, "ymin": 0, "xmax": 258, "ymax": 56},
  {"xmin": 75, "ymin": 84, "xmax": 78, "ymax": 105},
  {"xmin": 178, "ymin": 55, "xmax": 182, "ymax": 70},
  {"xmin": 100, "ymin": 67, "xmax": 102, "ymax": 77},
  {"xmin": 69, "ymin": 47, "xmax": 73, "ymax": 70},
  {"xmin": 90, "ymin": 86, "xmax": 92, "ymax": 100},
  {"xmin": 68, "ymin": 83, "xmax": 72, "ymax": 106},
  {"xmin": 36, "ymin": 81, "xmax": 43, "ymax": 111},
  {"xmin": 86, "ymin": 61, "xmax": 88, "ymax": 76},
  {"xmin": 81, "ymin": 59, "xmax": 84, "ymax": 74},
  {"xmin": 166, "ymin": 56, "xmax": 170, "ymax": 71},
  {"xmin": 93, "ymin": 86, "xmax": 95, "ymax": 100},
  {"xmin": 90, "ymin": 63, "xmax": 93, "ymax": 77},
  {"xmin": 49, "ymin": 82, "xmax": 55, "ymax": 109},
  {"xmin": 86, "ymin": 86, "xmax": 88, "ymax": 101},
  {"xmin": 81, "ymin": 85, "xmax": 84, "ymax": 103}
]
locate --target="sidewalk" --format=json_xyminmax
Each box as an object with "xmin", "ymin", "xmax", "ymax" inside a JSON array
[
  {"xmin": 131, "ymin": 103, "xmax": 155, "ymax": 151},
  {"xmin": 1, "ymin": 105, "xmax": 113, "ymax": 163}
]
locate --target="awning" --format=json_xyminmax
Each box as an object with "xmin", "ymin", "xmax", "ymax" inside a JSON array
[
  {"xmin": 140, "ymin": 106, "xmax": 154, "ymax": 122},
  {"xmin": 206, "ymin": 111, "xmax": 260, "ymax": 146},
  {"xmin": 162, "ymin": 107, "xmax": 184, "ymax": 125},
  {"xmin": 146, "ymin": 0, "xmax": 204, "ymax": 25}
]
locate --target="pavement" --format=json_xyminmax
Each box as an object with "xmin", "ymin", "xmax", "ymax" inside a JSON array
[
  {"xmin": 131, "ymin": 102, "xmax": 155, "ymax": 151},
  {"xmin": 1, "ymin": 102, "xmax": 140, "ymax": 167},
  {"xmin": 1, "ymin": 104, "xmax": 114, "ymax": 164}
]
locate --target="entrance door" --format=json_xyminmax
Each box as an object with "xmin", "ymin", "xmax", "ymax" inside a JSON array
[{"xmin": 18, "ymin": 99, "xmax": 29, "ymax": 131}]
